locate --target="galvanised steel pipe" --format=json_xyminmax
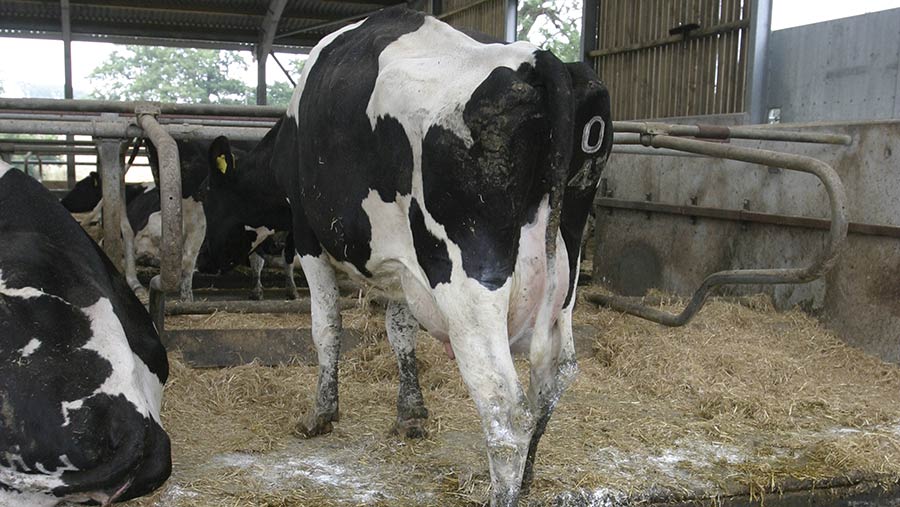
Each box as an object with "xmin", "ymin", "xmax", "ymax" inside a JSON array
[
  {"xmin": 588, "ymin": 134, "xmax": 849, "ymax": 327},
  {"xmin": 615, "ymin": 121, "xmax": 853, "ymax": 145},
  {"xmin": 0, "ymin": 119, "xmax": 270, "ymax": 142},
  {"xmin": 0, "ymin": 97, "xmax": 284, "ymax": 118},
  {"xmin": 136, "ymin": 107, "xmax": 183, "ymax": 294}
]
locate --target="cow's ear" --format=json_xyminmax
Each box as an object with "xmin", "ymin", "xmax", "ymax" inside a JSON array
[
  {"xmin": 90, "ymin": 171, "xmax": 99, "ymax": 187},
  {"xmin": 208, "ymin": 136, "xmax": 236, "ymax": 184}
]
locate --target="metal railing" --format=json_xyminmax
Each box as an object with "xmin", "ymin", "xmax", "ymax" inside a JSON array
[{"xmin": 587, "ymin": 122, "xmax": 850, "ymax": 327}]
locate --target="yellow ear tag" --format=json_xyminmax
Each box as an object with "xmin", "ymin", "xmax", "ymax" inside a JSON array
[{"xmin": 216, "ymin": 154, "xmax": 229, "ymax": 174}]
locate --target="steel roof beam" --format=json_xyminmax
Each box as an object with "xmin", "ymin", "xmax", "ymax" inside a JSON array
[{"xmin": 256, "ymin": 0, "xmax": 289, "ymax": 105}]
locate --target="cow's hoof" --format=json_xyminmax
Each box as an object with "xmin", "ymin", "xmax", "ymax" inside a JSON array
[
  {"xmin": 295, "ymin": 414, "xmax": 335, "ymax": 438},
  {"xmin": 179, "ymin": 292, "xmax": 194, "ymax": 303},
  {"xmin": 392, "ymin": 418, "xmax": 428, "ymax": 439},
  {"xmin": 249, "ymin": 290, "xmax": 264, "ymax": 301},
  {"xmin": 285, "ymin": 289, "xmax": 299, "ymax": 300}
]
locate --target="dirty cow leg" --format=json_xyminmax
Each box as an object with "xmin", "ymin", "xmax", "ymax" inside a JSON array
[
  {"xmin": 521, "ymin": 300, "xmax": 578, "ymax": 496},
  {"xmin": 120, "ymin": 209, "xmax": 147, "ymax": 300},
  {"xmin": 283, "ymin": 236, "xmax": 300, "ymax": 300},
  {"xmin": 178, "ymin": 203, "xmax": 205, "ymax": 302},
  {"xmin": 385, "ymin": 300, "xmax": 428, "ymax": 438},
  {"xmin": 296, "ymin": 252, "xmax": 342, "ymax": 437},
  {"xmin": 249, "ymin": 253, "xmax": 265, "ymax": 300},
  {"xmin": 283, "ymin": 253, "xmax": 299, "ymax": 300},
  {"xmin": 444, "ymin": 290, "xmax": 534, "ymax": 507}
]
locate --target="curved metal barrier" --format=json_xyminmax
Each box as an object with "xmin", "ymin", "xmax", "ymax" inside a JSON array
[{"xmin": 587, "ymin": 126, "xmax": 849, "ymax": 327}]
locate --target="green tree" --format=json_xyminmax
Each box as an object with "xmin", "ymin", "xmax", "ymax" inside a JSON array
[
  {"xmin": 254, "ymin": 58, "xmax": 305, "ymax": 106},
  {"xmin": 89, "ymin": 47, "xmax": 252, "ymax": 104},
  {"xmin": 518, "ymin": 0, "xmax": 582, "ymax": 62}
]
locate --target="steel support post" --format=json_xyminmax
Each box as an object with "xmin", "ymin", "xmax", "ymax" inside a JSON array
[
  {"xmin": 745, "ymin": 0, "xmax": 773, "ymax": 124},
  {"xmin": 581, "ymin": 0, "xmax": 599, "ymax": 63},
  {"xmin": 504, "ymin": 0, "xmax": 518, "ymax": 43},
  {"xmin": 96, "ymin": 137, "xmax": 126, "ymax": 273},
  {"xmin": 61, "ymin": 0, "xmax": 77, "ymax": 188}
]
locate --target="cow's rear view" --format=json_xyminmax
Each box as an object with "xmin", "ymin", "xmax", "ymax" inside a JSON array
[
  {"xmin": 204, "ymin": 7, "xmax": 612, "ymax": 506},
  {"xmin": 0, "ymin": 161, "xmax": 171, "ymax": 506}
]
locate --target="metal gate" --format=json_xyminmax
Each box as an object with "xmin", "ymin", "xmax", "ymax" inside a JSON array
[{"xmin": 587, "ymin": 0, "xmax": 751, "ymax": 120}]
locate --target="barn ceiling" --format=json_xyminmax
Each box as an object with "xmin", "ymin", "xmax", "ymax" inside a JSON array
[{"xmin": 0, "ymin": 0, "xmax": 407, "ymax": 53}]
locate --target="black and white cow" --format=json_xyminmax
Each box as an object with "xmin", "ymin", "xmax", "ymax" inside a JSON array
[
  {"xmin": 120, "ymin": 139, "xmax": 208, "ymax": 301},
  {"xmin": 204, "ymin": 133, "xmax": 299, "ymax": 300},
  {"xmin": 0, "ymin": 160, "xmax": 171, "ymax": 506},
  {"xmin": 60, "ymin": 171, "xmax": 150, "ymax": 214},
  {"xmin": 208, "ymin": 7, "xmax": 611, "ymax": 506}
]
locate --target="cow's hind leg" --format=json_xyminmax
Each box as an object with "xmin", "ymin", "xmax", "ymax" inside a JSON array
[
  {"xmin": 521, "ymin": 301, "xmax": 578, "ymax": 496},
  {"xmin": 178, "ymin": 200, "xmax": 206, "ymax": 302},
  {"xmin": 249, "ymin": 253, "xmax": 265, "ymax": 300},
  {"xmin": 120, "ymin": 210, "xmax": 147, "ymax": 300},
  {"xmin": 283, "ymin": 235, "xmax": 299, "ymax": 300},
  {"xmin": 444, "ymin": 292, "xmax": 533, "ymax": 507},
  {"xmin": 296, "ymin": 252, "xmax": 342, "ymax": 437},
  {"xmin": 385, "ymin": 300, "xmax": 428, "ymax": 438}
]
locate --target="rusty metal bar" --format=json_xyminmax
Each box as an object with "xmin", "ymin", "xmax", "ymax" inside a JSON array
[
  {"xmin": 96, "ymin": 137, "xmax": 126, "ymax": 273},
  {"xmin": 615, "ymin": 121, "xmax": 852, "ymax": 145},
  {"xmin": 588, "ymin": 134, "xmax": 849, "ymax": 327},
  {"xmin": 0, "ymin": 97, "xmax": 283, "ymax": 118},
  {"xmin": 165, "ymin": 297, "xmax": 365, "ymax": 315},
  {"xmin": 0, "ymin": 119, "xmax": 269, "ymax": 142},
  {"xmin": 136, "ymin": 106, "xmax": 183, "ymax": 294},
  {"xmin": 595, "ymin": 197, "xmax": 900, "ymax": 239}
]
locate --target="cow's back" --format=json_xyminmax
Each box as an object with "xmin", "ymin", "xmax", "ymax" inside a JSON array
[{"xmin": 290, "ymin": 7, "xmax": 563, "ymax": 293}]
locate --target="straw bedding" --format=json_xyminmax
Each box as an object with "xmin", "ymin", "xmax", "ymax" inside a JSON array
[{"xmin": 125, "ymin": 292, "xmax": 900, "ymax": 506}]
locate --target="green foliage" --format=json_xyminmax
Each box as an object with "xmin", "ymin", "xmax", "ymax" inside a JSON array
[
  {"xmin": 517, "ymin": 0, "xmax": 582, "ymax": 62},
  {"xmin": 89, "ymin": 46, "xmax": 252, "ymax": 104},
  {"xmin": 89, "ymin": 47, "xmax": 307, "ymax": 106}
]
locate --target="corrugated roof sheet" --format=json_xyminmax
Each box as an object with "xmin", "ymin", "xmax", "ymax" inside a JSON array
[{"xmin": 0, "ymin": 0, "xmax": 405, "ymax": 52}]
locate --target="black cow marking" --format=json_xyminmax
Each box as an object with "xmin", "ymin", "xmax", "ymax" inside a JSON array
[{"xmin": 408, "ymin": 198, "xmax": 451, "ymax": 288}]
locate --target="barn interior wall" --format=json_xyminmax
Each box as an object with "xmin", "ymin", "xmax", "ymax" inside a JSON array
[
  {"xmin": 765, "ymin": 8, "xmax": 900, "ymax": 124},
  {"xmin": 592, "ymin": 120, "xmax": 900, "ymax": 363}
]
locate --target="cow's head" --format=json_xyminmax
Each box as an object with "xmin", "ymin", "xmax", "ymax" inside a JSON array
[
  {"xmin": 60, "ymin": 171, "xmax": 102, "ymax": 212},
  {"xmin": 203, "ymin": 136, "xmax": 256, "ymax": 273}
]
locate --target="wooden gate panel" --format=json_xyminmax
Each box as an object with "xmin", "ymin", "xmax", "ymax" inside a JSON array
[{"xmin": 589, "ymin": 0, "xmax": 750, "ymax": 120}]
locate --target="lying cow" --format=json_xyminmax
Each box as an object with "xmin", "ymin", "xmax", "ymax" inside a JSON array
[
  {"xmin": 208, "ymin": 7, "xmax": 611, "ymax": 505},
  {"xmin": 0, "ymin": 160, "xmax": 171, "ymax": 506},
  {"xmin": 120, "ymin": 139, "xmax": 208, "ymax": 301},
  {"xmin": 204, "ymin": 133, "xmax": 299, "ymax": 300}
]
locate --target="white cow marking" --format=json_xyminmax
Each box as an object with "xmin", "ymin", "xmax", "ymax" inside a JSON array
[
  {"xmin": 79, "ymin": 298, "xmax": 164, "ymax": 423},
  {"xmin": 0, "ymin": 454, "xmax": 78, "ymax": 500},
  {"xmin": 18, "ymin": 339, "xmax": 41, "ymax": 358},
  {"xmin": 366, "ymin": 17, "xmax": 537, "ymax": 148},
  {"xmin": 244, "ymin": 225, "xmax": 275, "ymax": 251}
]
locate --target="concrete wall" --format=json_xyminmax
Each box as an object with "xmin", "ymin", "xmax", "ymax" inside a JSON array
[
  {"xmin": 765, "ymin": 9, "xmax": 900, "ymax": 123},
  {"xmin": 593, "ymin": 120, "xmax": 900, "ymax": 363}
]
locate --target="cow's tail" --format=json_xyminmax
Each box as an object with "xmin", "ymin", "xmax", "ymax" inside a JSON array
[{"xmin": 533, "ymin": 51, "xmax": 574, "ymax": 267}]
